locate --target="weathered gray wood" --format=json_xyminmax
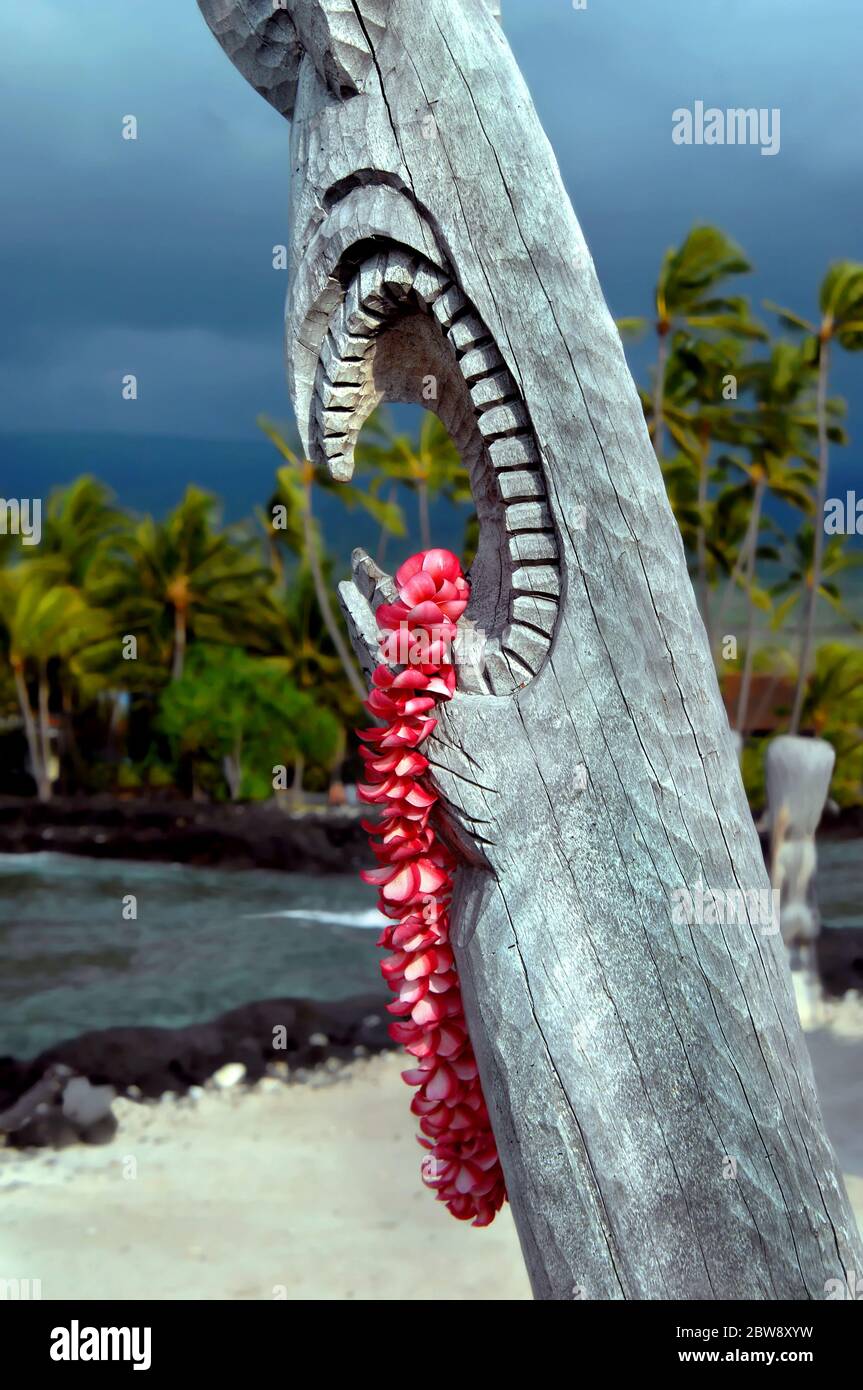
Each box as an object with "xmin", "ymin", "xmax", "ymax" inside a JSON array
[
  {"xmin": 510, "ymin": 564, "xmax": 561, "ymax": 597},
  {"xmin": 504, "ymin": 500, "xmax": 553, "ymax": 532},
  {"xmin": 198, "ymin": 0, "xmax": 862, "ymax": 1300},
  {"xmin": 497, "ymin": 468, "xmax": 545, "ymax": 501},
  {"xmin": 512, "ymin": 593, "xmax": 558, "ymax": 633},
  {"xmin": 433, "ymin": 286, "xmax": 469, "ymax": 330},
  {"xmin": 470, "ymin": 369, "xmax": 517, "ymax": 412},
  {"xmin": 488, "ymin": 435, "xmax": 540, "ymax": 470}
]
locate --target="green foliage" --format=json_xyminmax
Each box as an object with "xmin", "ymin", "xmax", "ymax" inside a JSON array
[
  {"xmin": 807, "ymin": 644, "xmax": 863, "ymax": 806},
  {"xmin": 157, "ymin": 646, "xmax": 339, "ymax": 800},
  {"xmin": 656, "ymin": 226, "xmax": 754, "ymax": 327},
  {"xmin": 766, "ymin": 260, "xmax": 863, "ymax": 352},
  {"xmin": 355, "ymin": 408, "xmax": 468, "ymax": 550},
  {"xmin": 260, "ymin": 416, "xmax": 407, "ymax": 546},
  {"xmin": 740, "ymin": 739, "xmax": 768, "ymax": 812},
  {"xmin": 0, "ymin": 471, "xmax": 354, "ymax": 799},
  {"xmin": 622, "ymin": 225, "xmax": 862, "ymax": 791},
  {"xmin": 0, "ymin": 562, "xmax": 112, "ymax": 675},
  {"xmin": 88, "ymin": 485, "xmax": 277, "ymax": 680},
  {"xmin": 770, "ymin": 528, "xmax": 863, "ymax": 633},
  {"xmin": 1, "ymin": 228, "xmax": 861, "ymax": 806}
]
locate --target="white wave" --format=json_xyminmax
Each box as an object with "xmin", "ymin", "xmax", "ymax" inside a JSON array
[
  {"xmin": 0, "ymin": 851, "xmax": 66, "ymax": 868},
  {"xmin": 241, "ymin": 907, "xmax": 385, "ymax": 930},
  {"xmin": 0, "ymin": 845, "xmax": 70, "ymax": 867}
]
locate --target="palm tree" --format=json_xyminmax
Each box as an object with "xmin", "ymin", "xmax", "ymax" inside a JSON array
[
  {"xmin": 770, "ymin": 529, "xmax": 863, "ymax": 722},
  {"xmin": 656, "ymin": 338, "xmax": 757, "ymax": 638},
  {"xmin": 801, "ymin": 643, "xmax": 863, "ymax": 805},
  {"xmin": 803, "ymin": 642, "xmax": 863, "ymax": 739},
  {"xmin": 21, "ymin": 476, "xmax": 128, "ymax": 587},
  {"xmin": 620, "ymin": 226, "xmax": 765, "ymax": 457},
  {"xmin": 355, "ymin": 409, "xmax": 466, "ymax": 551},
  {"xmin": 91, "ymin": 487, "xmax": 275, "ymax": 682},
  {"xmin": 0, "ymin": 564, "xmax": 110, "ymax": 799},
  {"xmin": 766, "ymin": 260, "xmax": 863, "ymax": 731},
  {"xmin": 266, "ymin": 573, "xmax": 357, "ymax": 801},
  {"xmin": 715, "ymin": 341, "xmax": 826, "ymax": 730},
  {"xmin": 259, "ymin": 419, "xmax": 403, "ymax": 704},
  {"xmin": 15, "ymin": 478, "xmax": 134, "ymax": 777}
]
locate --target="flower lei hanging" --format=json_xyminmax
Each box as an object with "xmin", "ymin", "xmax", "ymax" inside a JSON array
[{"xmin": 358, "ymin": 548, "xmax": 507, "ymax": 1226}]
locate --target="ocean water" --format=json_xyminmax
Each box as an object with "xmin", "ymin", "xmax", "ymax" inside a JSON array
[
  {"xmin": 0, "ymin": 843, "xmax": 860, "ymax": 1060},
  {"xmin": 0, "ymin": 853, "xmax": 388, "ymax": 1059}
]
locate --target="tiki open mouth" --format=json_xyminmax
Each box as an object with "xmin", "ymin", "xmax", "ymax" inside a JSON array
[{"xmin": 311, "ymin": 241, "xmax": 561, "ymax": 695}]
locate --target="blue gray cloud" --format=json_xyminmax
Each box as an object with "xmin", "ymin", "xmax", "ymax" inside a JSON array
[{"xmin": 1, "ymin": 0, "xmax": 861, "ymax": 440}]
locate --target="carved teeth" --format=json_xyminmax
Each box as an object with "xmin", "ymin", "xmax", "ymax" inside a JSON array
[
  {"xmin": 334, "ymin": 328, "xmax": 374, "ymax": 362},
  {"xmin": 327, "ymin": 456, "xmax": 350, "ymax": 482},
  {"xmin": 483, "ymin": 649, "xmax": 520, "ymax": 695},
  {"xmin": 512, "ymin": 595, "xmax": 558, "ymax": 634},
  {"xmin": 320, "ymin": 335, "xmax": 365, "ymax": 385},
  {"xmin": 504, "ymin": 500, "xmax": 553, "ymax": 532},
  {"xmin": 503, "ymin": 623, "xmax": 549, "ymax": 673},
  {"xmin": 412, "ymin": 264, "xmax": 451, "ymax": 307},
  {"xmin": 320, "ymin": 433, "xmax": 349, "ymax": 459},
  {"xmin": 470, "ymin": 370, "xmax": 517, "ymax": 412},
  {"xmin": 498, "ymin": 645, "xmax": 533, "ymax": 686},
  {"xmin": 432, "ymin": 286, "xmax": 469, "ymax": 330},
  {"xmin": 330, "ymin": 298, "xmax": 373, "ymax": 355},
  {"xmin": 382, "ymin": 248, "xmax": 419, "ymax": 300},
  {"xmin": 478, "ymin": 403, "xmax": 530, "ymax": 441},
  {"xmin": 351, "ymin": 547, "xmax": 398, "ymax": 606},
  {"xmin": 509, "ymin": 533, "xmax": 558, "ymax": 564},
  {"xmin": 459, "ymin": 345, "xmax": 506, "ymax": 383},
  {"xmin": 497, "ymin": 469, "xmax": 544, "ymax": 501},
  {"xmin": 358, "ymin": 254, "xmax": 390, "ymax": 314},
  {"xmin": 318, "ymin": 379, "xmax": 361, "ymax": 410},
  {"xmin": 488, "ymin": 434, "xmax": 540, "ymax": 469},
  {"xmin": 313, "ymin": 248, "xmax": 562, "ymax": 695},
  {"xmin": 449, "ymin": 313, "xmax": 490, "ymax": 356},
  {"xmin": 454, "ymin": 663, "xmax": 491, "ymax": 695},
  {"xmin": 511, "ymin": 565, "xmax": 561, "ymax": 596},
  {"xmin": 343, "ymin": 280, "xmax": 386, "ymax": 335}
]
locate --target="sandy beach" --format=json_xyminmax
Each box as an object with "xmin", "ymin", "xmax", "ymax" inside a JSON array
[
  {"xmin": 2, "ymin": 1002, "xmax": 861, "ymax": 1302},
  {"xmin": 1, "ymin": 1051, "xmax": 531, "ymax": 1301}
]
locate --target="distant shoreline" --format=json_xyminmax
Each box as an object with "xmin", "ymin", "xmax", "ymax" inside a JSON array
[
  {"xmin": 0, "ymin": 992, "xmax": 395, "ymax": 1129},
  {"xmin": 0, "ymin": 794, "xmax": 860, "ymax": 874},
  {"xmin": 0, "ymin": 795, "xmax": 370, "ymax": 874}
]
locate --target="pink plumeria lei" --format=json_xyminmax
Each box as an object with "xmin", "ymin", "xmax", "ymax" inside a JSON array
[{"xmin": 358, "ymin": 548, "xmax": 507, "ymax": 1227}]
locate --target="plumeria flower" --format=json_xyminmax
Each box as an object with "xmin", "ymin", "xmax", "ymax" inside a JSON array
[{"xmin": 356, "ymin": 548, "xmax": 506, "ymax": 1228}]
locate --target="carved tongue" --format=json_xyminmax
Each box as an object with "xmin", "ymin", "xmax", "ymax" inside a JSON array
[
  {"xmin": 351, "ymin": 548, "xmax": 397, "ymax": 608},
  {"xmin": 336, "ymin": 549, "xmax": 397, "ymax": 680}
]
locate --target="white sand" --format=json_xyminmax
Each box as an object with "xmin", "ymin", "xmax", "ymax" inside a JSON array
[
  {"xmin": 2, "ymin": 1017, "xmax": 860, "ymax": 1301},
  {"xmin": 0, "ymin": 1052, "xmax": 531, "ymax": 1301}
]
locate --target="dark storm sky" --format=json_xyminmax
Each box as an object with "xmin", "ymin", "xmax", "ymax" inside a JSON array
[{"xmin": 1, "ymin": 0, "xmax": 861, "ymax": 444}]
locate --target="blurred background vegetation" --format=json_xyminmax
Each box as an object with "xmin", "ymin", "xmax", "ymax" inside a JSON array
[{"xmin": 1, "ymin": 226, "xmax": 861, "ymax": 810}]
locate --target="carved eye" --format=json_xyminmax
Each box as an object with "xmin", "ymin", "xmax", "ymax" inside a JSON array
[{"xmin": 312, "ymin": 244, "xmax": 562, "ymax": 695}]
